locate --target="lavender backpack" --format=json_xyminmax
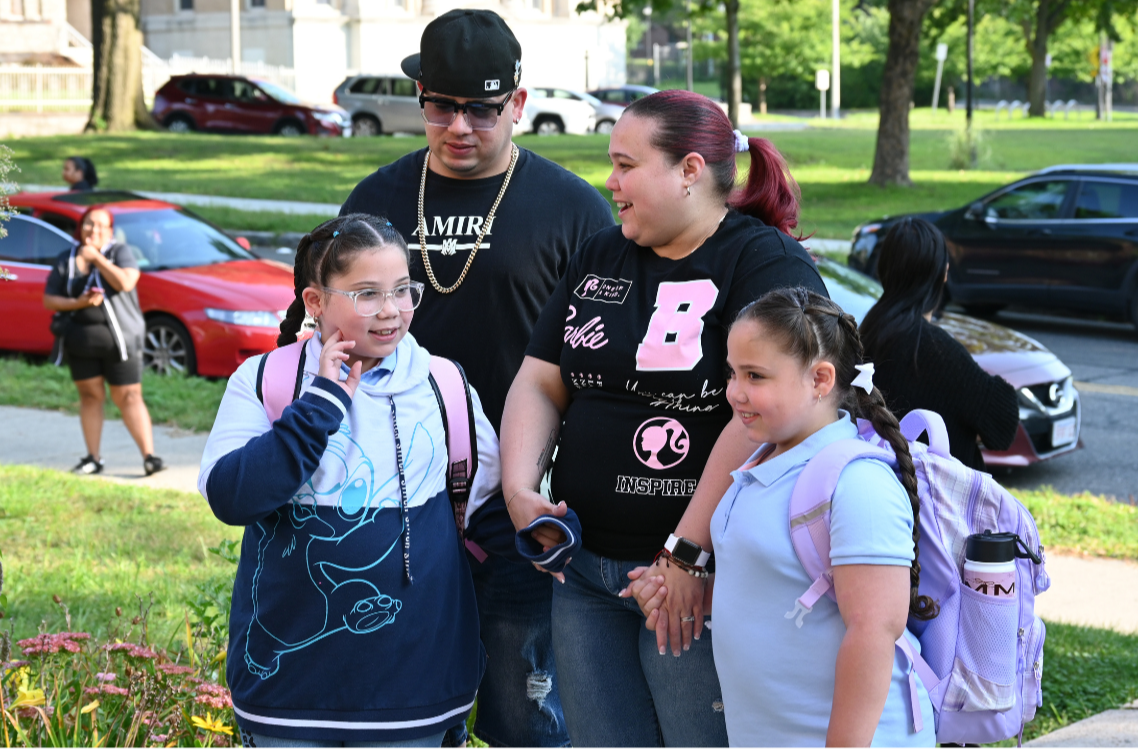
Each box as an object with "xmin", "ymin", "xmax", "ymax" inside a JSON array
[{"xmin": 787, "ymin": 409, "xmax": 1050, "ymax": 745}]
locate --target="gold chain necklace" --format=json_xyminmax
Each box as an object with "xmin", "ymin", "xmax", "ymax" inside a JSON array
[{"xmin": 417, "ymin": 144, "xmax": 519, "ymax": 294}]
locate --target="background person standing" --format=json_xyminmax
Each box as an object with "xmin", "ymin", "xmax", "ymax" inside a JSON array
[{"xmin": 339, "ymin": 9, "xmax": 614, "ymax": 746}]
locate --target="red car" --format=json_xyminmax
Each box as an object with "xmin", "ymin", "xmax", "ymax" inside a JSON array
[
  {"xmin": 2, "ymin": 190, "xmax": 296, "ymax": 377},
  {"xmin": 152, "ymin": 75, "xmax": 351, "ymax": 137}
]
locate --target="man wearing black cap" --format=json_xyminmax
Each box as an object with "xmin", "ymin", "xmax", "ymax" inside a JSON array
[{"xmin": 340, "ymin": 9, "xmax": 613, "ymax": 746}]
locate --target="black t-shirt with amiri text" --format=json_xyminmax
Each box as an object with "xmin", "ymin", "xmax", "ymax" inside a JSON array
[
  {"xmin": 526, "ymin": 211, "xmax": 827, "ymax": 560},
  {"xmin": 341, "ymin": 147, "xmax": 615, "ymax": 431}
]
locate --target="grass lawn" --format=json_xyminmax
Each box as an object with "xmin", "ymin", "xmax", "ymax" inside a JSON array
[
  {"xmin": 0, "ymin": 355, "xmax": 227, "ymax": 432},
  {"xmin": 0, "ymin": 464, "xmax": 242, "ymax": 646},
  {"xmin": 7, "ymin": 116, "xmax": 1138, "ymax": 239},
  {"xmin": 0, "ymin": 462, "xmax": 1134, "ymax": 744}
]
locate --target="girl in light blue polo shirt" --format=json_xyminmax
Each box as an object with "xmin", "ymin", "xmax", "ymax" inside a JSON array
[{"xmin": 709, "ymin": 287, "xmax": 938, "ymax": 746}]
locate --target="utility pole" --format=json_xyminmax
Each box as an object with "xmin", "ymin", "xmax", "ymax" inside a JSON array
[
  {"xmin": 653, "ymin": 43, "xmax": 661, "ymax": 87},
  {"xmin": 230, "ymin": 0, "xmax": 241, "ymax": 73},
  {"xmin": 643, "ymin": 4, "xmax": 652, "ymax": 84},
  {"xmin": 932, "ymin": 42, "xmax": 947, "ymax": 111},
  {"xmin": 966, "ymin": 0, "xmax": 975, "ymax": 165},
  {"xmin": 831, "ymin": 0, "xmax": 840, "ymax": 119}
]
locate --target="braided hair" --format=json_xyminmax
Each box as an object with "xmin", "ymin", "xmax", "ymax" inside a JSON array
[
  {"xmin": 734, "ymin": 287, "xmax": 939, "ymax": 621},
  {"xmin": 277, "ymin": 213, "xmax": 409, "ymax": 347}
]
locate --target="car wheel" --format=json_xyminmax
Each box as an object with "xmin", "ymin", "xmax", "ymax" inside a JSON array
[
  {"xmin": 962, "ymin": 303, "xmax": 1005, "ymax": 318},
  {"xmin": 165, "ymin": 115, "xmax": 194, "ymax": 134},
  {"xmin": 534, "ymin": 116, "xmax": 564, "ymax": 136},
  {"xmin": 353, "ymin": 115, "xmax": 380, "ymax": 137},
  {"xmin": 143, "ymin": 315, "xmax": 197, "ymax": 376},
  {"xmin": 275, "ymin": 120, "xmax": 305, "ymax": 137},
  {"xmin": 595, "ymin": 119, "xmax": 615, "ymax": 135}
]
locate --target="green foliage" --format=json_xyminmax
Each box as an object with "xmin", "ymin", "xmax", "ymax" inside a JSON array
[
  {"xmin": 946, "ymin": 126, "xmax": 989, "ymax": 169},
  {"xmin": 0, "ymin": 464, "xmax": 242, "ymax": 643},
  {"xmin": 1016, "ymin": 622, "xmax": 1138, "ymax": 744},
  {"xmin": 0, "ymin": 356, "xmax": 227, "ymax": 433},
  {"xmin": 1, "ymin": 621, "xmax": 236, "ymax": 747},
  {"xmin": 0, "ymin": 143, "xmax": 16, "ymax": 242},
  {"xmin": 1017, "ymin": 487, "xmax": 1138, "ymax": 560},
  {"xmin": 184, "ymin": 540, "xmax": 239, "ymax": 686}
]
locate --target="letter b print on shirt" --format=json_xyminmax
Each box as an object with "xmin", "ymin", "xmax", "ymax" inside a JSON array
[{"xmin": 635, "ymin": 280, "xmax": 719, "ymax": 371}]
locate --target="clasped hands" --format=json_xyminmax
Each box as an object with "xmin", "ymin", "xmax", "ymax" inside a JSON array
[{"xmin": 619, "ymin": 558, "xmax": 714, "ymax": 657}]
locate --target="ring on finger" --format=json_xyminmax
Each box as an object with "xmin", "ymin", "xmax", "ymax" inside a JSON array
[{"xmin": 680, "ymin": 616, "xmax": 696, "ymax": 623}]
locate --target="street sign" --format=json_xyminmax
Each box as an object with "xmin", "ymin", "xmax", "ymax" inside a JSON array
[
  {"xmin": 936, "ymin": 43, "xmax": 948, "ymax": 62},
  {"xmin": 815, "ymin": 69, "xmax": 830, "ymax": 91}
]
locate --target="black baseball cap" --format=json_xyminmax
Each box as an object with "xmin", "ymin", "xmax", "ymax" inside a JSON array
[{"xmin": 401, "ymin": 9, "xmax": 522, "ymax": 99}]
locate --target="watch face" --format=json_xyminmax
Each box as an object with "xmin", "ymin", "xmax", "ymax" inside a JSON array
[{"xmin": 672, "ymin": 538, "xmax": 702, "ymax": 566}]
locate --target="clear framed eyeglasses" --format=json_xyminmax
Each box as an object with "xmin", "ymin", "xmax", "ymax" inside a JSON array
[{"xmin": 322, "ymin": 282, "xmax": 425, "ymax": 315}]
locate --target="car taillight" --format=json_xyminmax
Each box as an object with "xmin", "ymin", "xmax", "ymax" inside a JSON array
[{"xmin": 332, "ymin": 91, "xmax": 339, "ymax": 105}]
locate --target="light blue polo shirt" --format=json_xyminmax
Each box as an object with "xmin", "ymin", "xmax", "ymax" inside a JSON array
[{"xmin": 710, "ymin": 413, "xmax": 935, "ymax": 747}]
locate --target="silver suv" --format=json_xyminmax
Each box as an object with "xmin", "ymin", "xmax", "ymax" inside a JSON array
[{"xmin": 333, "ymin": 75, "xmax": 424, "ymax": 136}]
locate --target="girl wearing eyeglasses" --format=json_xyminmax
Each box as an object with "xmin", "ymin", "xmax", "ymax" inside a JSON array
[{"xmin": 198, "ymin": 214, "xmax": 501, "ymax": 747}]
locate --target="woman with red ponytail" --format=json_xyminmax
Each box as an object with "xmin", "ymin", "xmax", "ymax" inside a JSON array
[{"xmin": 500, "ymin": 89, "xmax": 827, "ymax": 745}]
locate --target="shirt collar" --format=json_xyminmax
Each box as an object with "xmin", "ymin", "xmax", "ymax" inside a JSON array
[{"xmin": 732, "ymin": 411, "xmax": 859, "ymax": 488}]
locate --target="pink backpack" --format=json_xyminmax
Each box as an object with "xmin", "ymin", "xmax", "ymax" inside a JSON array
[
  {"xmin": 255, "ymin": 339, "xmax": 485, "ymax": 559},
  {"xmin": 788, "ymin": 409, "xmax": 1049, "ymax": 745}
]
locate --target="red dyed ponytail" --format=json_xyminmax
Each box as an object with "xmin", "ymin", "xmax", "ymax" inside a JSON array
[{"xmin": 730, "ymin": 136, "xmax": 805, "ymax": 240}]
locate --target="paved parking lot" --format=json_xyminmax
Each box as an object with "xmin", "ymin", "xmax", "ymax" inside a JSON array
[{"xmin": 978, "ymin": 309, "xmax": 1138, "ymax": 501}]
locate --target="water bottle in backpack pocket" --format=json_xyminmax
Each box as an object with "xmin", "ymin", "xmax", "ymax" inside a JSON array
[{"xmin": 788, "ymin": 410, "xmax": 1050, "ymax": 746}]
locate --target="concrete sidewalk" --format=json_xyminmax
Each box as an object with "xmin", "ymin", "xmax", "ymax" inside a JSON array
[{"xmin": 1026, "ymin": 701, "xmax": 1138, "ymax": 746}]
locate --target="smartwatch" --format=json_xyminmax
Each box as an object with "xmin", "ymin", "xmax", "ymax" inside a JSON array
[{"xmin": 665, "ymin": 534, "xmax": 710, "ymax": 568}]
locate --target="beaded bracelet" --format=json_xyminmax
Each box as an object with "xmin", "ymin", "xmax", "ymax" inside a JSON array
[{"xmin": 653, "ymin": 549, "xmax": 709, "ymax": 578}]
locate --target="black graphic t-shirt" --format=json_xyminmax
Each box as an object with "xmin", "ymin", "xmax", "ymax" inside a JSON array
[
  {"xmin": 527, "ymin": 211, "xmax": 827, "ymax": 560},
  {"xmin": 341, "ymin": 148, "xmax": 615, "ymax": 431}
]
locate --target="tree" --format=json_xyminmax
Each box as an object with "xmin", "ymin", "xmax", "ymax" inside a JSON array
[
  {"xmin": 868, "ymin": 0, "xmax": 940, "ymax": 187},
  {"xmin": 577, "ymin": 0, "xmax": 746, "ymax": 126},
  {"xmin": 87, "ymin": 0, "xmax": 156, "ymax": 132}
]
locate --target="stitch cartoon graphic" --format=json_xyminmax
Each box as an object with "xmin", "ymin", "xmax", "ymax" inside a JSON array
[{"xmin": 242, "ymin": 420, "xmax": 439, "ymax": 679}]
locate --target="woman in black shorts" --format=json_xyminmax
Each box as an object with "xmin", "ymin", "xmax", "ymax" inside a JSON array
[{"xmin": 43, "ymin": 207, "xmax": 164, "ymax": 476}]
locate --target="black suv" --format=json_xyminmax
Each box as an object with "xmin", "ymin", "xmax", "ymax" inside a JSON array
[{"xmin": 848, "ymin": 165, "xmax": 1138, "ymax": 326}]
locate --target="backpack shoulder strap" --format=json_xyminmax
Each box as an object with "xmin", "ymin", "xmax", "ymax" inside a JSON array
[
  {"xmin": 427, "ymin": 356, "xmax": 478, "ymax": 533},
  {"xmin": 899, "ymin": 409, "xmax": 952, "ymax": 458},
  {"xmin": 258, "ymin": 340, "xmax": 307, "ymax": 424},
  {"xmin": 786, "ymin": 438, "xmax": 895, "ymax": 625}
]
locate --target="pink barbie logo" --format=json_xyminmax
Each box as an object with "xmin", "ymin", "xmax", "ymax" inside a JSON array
[{"xmin": 633, "ymin": 417, "xmax": 690, "ymax": 470}]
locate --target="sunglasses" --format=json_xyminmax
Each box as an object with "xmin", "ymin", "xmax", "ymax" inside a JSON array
[{"xmin": 419, "ymin": 91, "xmax": 515, "ymax": 131}]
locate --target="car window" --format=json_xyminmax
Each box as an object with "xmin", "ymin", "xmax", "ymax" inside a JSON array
[
  {"xmin": 985, "ymin": 181, "xmax": 1070, "ymax": 220},
  {"xmin": 231, "ymin": 80, "xmax": 269, "ymax": 102},
  {"xmin": 530, "ymin": 89, "xmax": 549, "ymax": 98},
  {"xmin": 176, "ymin": 78, "xmax": 198, "ymax": 95},
  {"xmin": 1074, "ymin": 181, "xmax": 1138, "ymax": 219},
  {"xmin": 389, "ymin": 78, "xmax": 416, "ymax": 97},
  {"xmin": 38, "ymin": 212, "xmax": 77, "ymax": 236},
  {"xmin": 629, "ymin": 91, "xmax": 648, "ymax": 101},
  {"xmin": 256, "ymin": 80, "xmax": 301, "ymax": 105},
  {"xmin": 193, "ymin": 77, "xmax": 230, "ymax": 99},
  {"xmin": 111, "ymin": 208, "xmax": 257, "ymax": 270},
  {"xmin": 349, "ymin": 77, "xmax": 385, "ymax": 95},
  {"xmin": 0, "ymin": 216, "xmax": 74, "ymax": 264},
  {"xmin": 599, "ymin": 91, "xmax": 623, "ymax": 103},
  {"xmin": 551, "ymin": 89, "xmax": 576, "ymax": 99}
]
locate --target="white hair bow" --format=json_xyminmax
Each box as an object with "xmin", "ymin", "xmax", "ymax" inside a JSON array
[
  {"xmin": 733, "ymin": 129, "xmax": 750, "ymax": 153},
  {"xmin": 851, "ymin": 362, "xmax": 875, "ymax": 394}
]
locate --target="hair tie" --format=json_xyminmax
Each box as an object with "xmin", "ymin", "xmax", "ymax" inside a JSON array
[
  {"xmin": 332, "ymin": 230, "xmax": 340, "ymax": 237},
  {"xmin": 851, "ymin": 362, "xmax": 875, "ymax": 394},
  {"xmin": 733, "ymin": 129, "xmax": 750, "ymax": 153},
  {"xmin": 385, "ymin": 221, "xmax": 392, "ymax": 227}
]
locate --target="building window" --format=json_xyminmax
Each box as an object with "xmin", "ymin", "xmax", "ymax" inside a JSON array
[
  {"xmin": 250, "ymin": 0, "xmax": 264, "ymax": 7},
  {"xmin": 178, "ymin": 0, "xmax": 192, "ymax": 11}
]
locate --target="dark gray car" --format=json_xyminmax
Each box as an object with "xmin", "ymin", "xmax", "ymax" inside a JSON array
[{"xmin": 333, "ymin": 75, "xmax": 424, "ymax": 136}]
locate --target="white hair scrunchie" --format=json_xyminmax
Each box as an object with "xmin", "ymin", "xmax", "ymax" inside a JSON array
[{"xmin": 733, "ymin": 129, "xmax": 750, "ymax": 153}]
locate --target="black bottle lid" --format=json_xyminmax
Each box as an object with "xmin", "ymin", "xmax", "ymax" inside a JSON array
[{"xmin": 965, "ymin": 530, "xmax": 1017, "ymax": 563}]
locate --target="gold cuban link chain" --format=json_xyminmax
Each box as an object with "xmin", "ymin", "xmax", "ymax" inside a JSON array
[{"xmin": 417, "ymin": 144, "xmax": 519, "ymax": 294}]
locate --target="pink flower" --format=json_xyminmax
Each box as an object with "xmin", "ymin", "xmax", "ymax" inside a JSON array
[
  {"xmin": 149, "ymin": 734, "xmax": 169, "ymax": 743},
  {"xmin": 194, "ymin": 683, "xmax": 233, "ymax": 709},
  {"xmin": 194, "ymin": 694, "xmax": 232, "ymax": 710},
  {"xmin": 17, "ymin": 633, "xmax": 89, "ymax": 656},
  {"xmin": 156, "ymin": 663, "xmax": 195, "ymax": 675},
  {"xmin": 83, "ymin": 687, "xmax": 101, "ymax": 695},
  {"xmin": 104, "ymin": 643, "xmax": 158, "ymax": 660},
  {"xmin": 95, "ymin": 672, "xmax": 117, "ymax": 682},
  {"xmin": 100, "ymin": 684, "xmax": 129, "ymax": 696}
]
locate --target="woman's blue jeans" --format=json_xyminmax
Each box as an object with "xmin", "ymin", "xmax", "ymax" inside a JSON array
[{"xmin": 551, "ymin": 546, "xmax": 729, "ymax": 747}]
